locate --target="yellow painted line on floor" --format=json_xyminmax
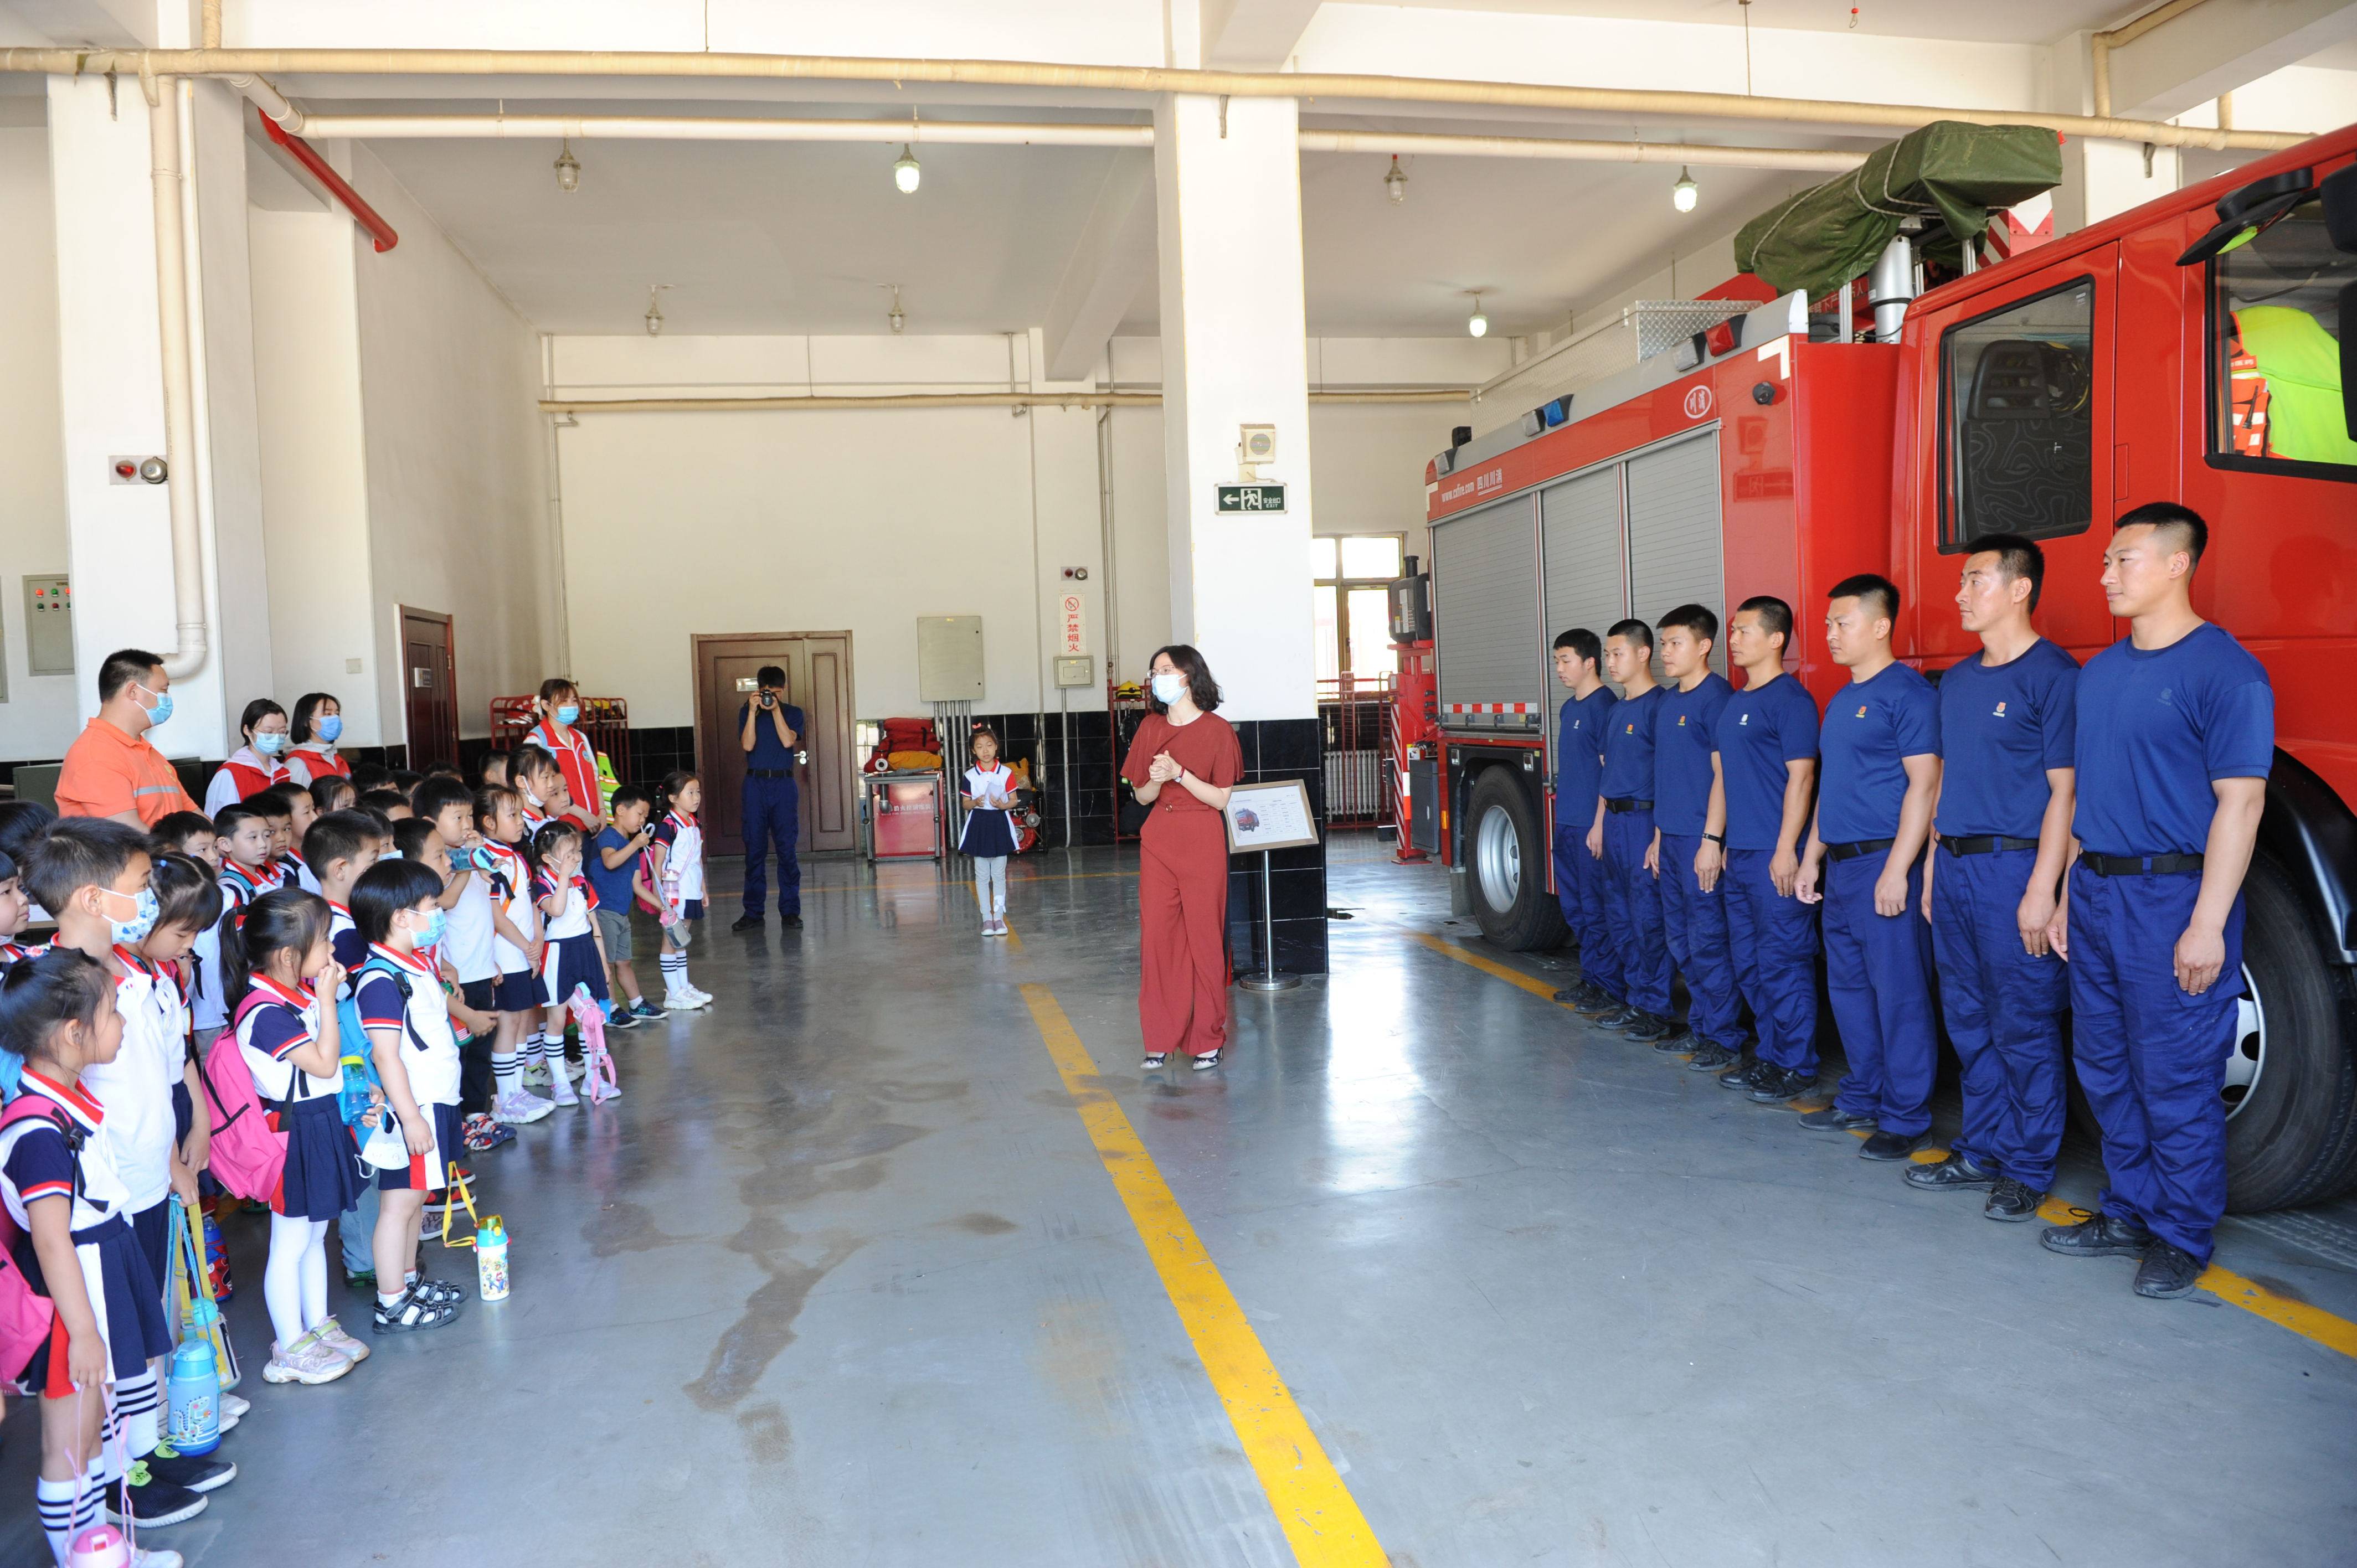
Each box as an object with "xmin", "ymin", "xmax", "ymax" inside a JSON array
[
  {"xmin": 1019, "ymin": 983, "xmax": 1388, "ymax": 1567},
  {"xmin": 1407, "ymin": 928, "xmax": 2357, "ymax": 1363},
  {"xmin": 1001, "ymin": 923, "xmax": 1023, "ymax": 953}
]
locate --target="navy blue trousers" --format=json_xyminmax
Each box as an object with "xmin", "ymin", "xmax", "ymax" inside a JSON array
[
  {"xmin": 2067, "ymin": 864, "xmax": 2243, "ymax": 1263},
  {"xmin": 1553, "ymin": 818, "xmax": 1620, "ymax": 1002},
  {"xmin": 1725, "ymin": 848, "xmax": 1820, "ymax": 1074},
  {"xmin": 1823, "ymin": 851, "xmax": 1937, "ymax": 1136},
  {"xmin": 1659, "ymin": 832, "xmax": 1742, "ymax": 1046},
  {"xmin": 741, "ymin": 774, "xmax": 802, "ymax": 917},
  {"xmin": 1602, "ymin": 810, "xmax": 1670, "ymax": 1016},
  {"xmin": 1931, "ymin": 846, "xmax": 2068, "ymax": 1189}
]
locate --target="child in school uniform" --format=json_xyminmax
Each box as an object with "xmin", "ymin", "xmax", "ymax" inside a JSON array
[
  {"xmin": 474, "ymin": 787, "xmax": 553, "ymax": 1126},
  {"xmin": 648, "ymin": 771, "xmax": 711, "ymax": 1009},
  {"xmin": 283, "ymin": 692, "xmax": 351, "ymax": 787},
  {"xmin": 406, "ymin": 783, "xmax": 507, "ymax": 1149},
  {"xmin": 959, "ymin": 726, "xmax": 1020, "ymax": 937},
  {"xmin": 0, "ymin": 948, "xmax": 191, "ymax": 1566},
  {"xmin": 224, "ymin": 889, "xmax": 370, "ymax": 1387},
  {"xmin": 351, "ymin": 859, "xmax": 470, "ymax": 1334},
  {"xmin": 202, "ymin": 699, "xmax": 292, "ymax": 815},
  {"xmin": 307, "ymin": 775, "xmax": 357, "ymax": 821},
  {"xmin": 531, "ymin": 822, "xmax": 612, "ymax": 1106},
  {"xmin": 147, "ymin": 812, "xmax": 219, "ymax": 874},
  {"xmin": 305, "ymin": 812, "xmax": 387, "ymax": 1288},
  {"xmin": 22, "ymin": 821, "xmax": 230, "ymax": 1531},
  {"xmin": 0, "ymin": 848, "xmax": 38, "ymax": 973}
]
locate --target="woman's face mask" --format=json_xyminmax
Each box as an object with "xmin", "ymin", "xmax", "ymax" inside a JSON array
[
  {"xmin": 314, "ymin": 714, "xmax": 344, "ymax": 744},
  {"xmin": 254, "ymin": 730, "xmax": 288, "ymax": 756},
  {"xmin": 1151, "ymin": 672, "xmax": 1188, "ymax": 706}
]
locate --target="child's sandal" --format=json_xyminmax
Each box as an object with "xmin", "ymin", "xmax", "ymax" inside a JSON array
[
  {"xmin": 408, "ymin": 1275, "xmax": 469, "ymax": 1306},
  {"xmin": 373, "ymin": 1288, "xmax": 462, "ymax": 1334}
]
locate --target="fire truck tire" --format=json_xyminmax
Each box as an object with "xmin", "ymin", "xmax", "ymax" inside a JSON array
[
  {"xmin": 2221, "ymin": 854, "xmax": 2357, "ymax": 1213},
  {"xmin": 1465, "ymin": 767, "xmax": 1567, "ymax": 952}
]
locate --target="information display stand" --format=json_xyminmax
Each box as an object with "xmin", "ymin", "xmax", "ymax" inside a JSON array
[{"xmin": 1222, "ymin": 779, "xmax": 1319, "ymax": 992}]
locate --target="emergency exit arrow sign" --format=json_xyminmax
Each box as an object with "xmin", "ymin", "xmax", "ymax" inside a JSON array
[{"xmin": 1215, "ymin": 483, "xmax": 1287, "ymax": 514}]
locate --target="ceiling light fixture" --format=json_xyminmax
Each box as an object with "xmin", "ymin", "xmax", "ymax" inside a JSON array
[
  {"xmin": 887, "ymin": 283, "xmax": 905, "ymax": 335},
  {"xmin": 1466, "ymin": 291, "xmax": 1489, "ymax": 338},
  {"xmin": 645, "ymin": 282, "xmax": 673, "ymax": 337},
  {"xmin": 1672, "ymin": 166, "xmax": 1699, "ymax": 213},
  {"xmin": 893, "ymin": 144, "xmax": 920, "ymax": 194},
  {"xmin": 1384, "ymin": 154, "xmax": 1407, "ymax": 205},
  {"xmin": 554, "ymin": 138, "xmax": 580, "ymax": 194}
]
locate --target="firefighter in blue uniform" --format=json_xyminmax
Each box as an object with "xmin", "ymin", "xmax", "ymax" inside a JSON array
[
  {"xmin": 2043, "ymin": 503, "xmax": 2271, "ymax": 1299},
  {"xmin": 1548, "ymin": 628, "xmax": 1621, "ymax": 1010},
  {"xmin": 1795, "ymin": 574, "xmax": 1942, "ymax": 1161},
  {"xmin": 1581, "ymin": 620, "xmax": 1677, "ymax": 1044},
  {"xmin": 1648, "ymin": 605, "xmax": 1740, "ymax": 1069},
  {"xmin": 733, "ymin": 664, "xmax": 805, "ymax": 932},
  {"xmin": 1912, "ymin": 534, "xmax": 2078, "ymax": 1222},
  {"xmin": 1710, "ymin": 596, "xmax": 1823, "ymax": 1105}
]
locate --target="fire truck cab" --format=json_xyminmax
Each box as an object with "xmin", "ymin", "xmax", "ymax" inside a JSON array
[{"xmin": 1405, "ymin": 126, "xmax": 2357, "ymax": 1212}]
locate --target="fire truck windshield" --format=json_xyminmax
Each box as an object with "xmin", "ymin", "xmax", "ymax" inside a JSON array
[{"xmin": 2214, "ymin": 200, "xmax": 2357, "ymax": 472}]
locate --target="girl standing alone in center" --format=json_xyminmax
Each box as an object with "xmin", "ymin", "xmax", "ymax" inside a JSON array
[{"xmin": 958, "ymin": 727, "xmax": 1020, "ymax": 937}]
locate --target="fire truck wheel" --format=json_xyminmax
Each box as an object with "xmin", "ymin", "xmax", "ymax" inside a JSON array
[
  {"xmin": 1466, "ymin": 766, "xmax": 1568, "ymax": 952},
  {"xmin": 2221, "ymin": 853, "xmax": 2357, "ymax": 1213}
]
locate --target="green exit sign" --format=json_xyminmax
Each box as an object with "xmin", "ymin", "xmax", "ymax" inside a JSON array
[{"xmin": 1215, "ymin": 483, "xmax": 1288, "ymax": 514}]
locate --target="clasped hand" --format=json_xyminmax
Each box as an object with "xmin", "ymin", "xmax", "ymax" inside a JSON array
[{"xmin": 1146, "ymin": 751, "xmax": 1183, "ymax": 784}]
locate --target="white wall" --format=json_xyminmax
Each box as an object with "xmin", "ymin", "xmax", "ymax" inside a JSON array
[
  {"xmin": 0, "ymin": 123, "xmax": 78, "ymax": 762},
  {"xmin": 348, "ymin": 146, "xmax": 555, "ymax": 741}
]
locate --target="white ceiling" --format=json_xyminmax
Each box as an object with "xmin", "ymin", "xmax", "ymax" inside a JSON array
[{"xmin": 1360, "ymin": 0, "xmax": 2164, "ymax": 47}]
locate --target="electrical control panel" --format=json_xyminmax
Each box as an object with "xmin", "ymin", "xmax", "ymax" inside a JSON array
[
  {"xmin": 24, "ymin": 575, "xmax": 73, "ymax": 676},
  {"xmin": 916, "ymin": 616, "xmax": 984, "ymax": 702}
]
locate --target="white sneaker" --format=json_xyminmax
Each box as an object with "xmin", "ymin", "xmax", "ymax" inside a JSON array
[
  {"xmin": 562, "ymin": 1056, "xmax": 586, "ymax": 1082},
  {"xmin": 263, "ymin": 1331, "xmax": 353, "ymax": 1385},
  {"xmin": 665, "ymin": 988, "xmax": 710, "ymax": 1011},
  {"xmin": 521, "ymin": 1062, "xmax": 552, "ymax": 1087},
  {"xmin": 132, "ymin": 1549, "xmax": 186, "ymax": 1568},
  {"xmin": 493, "ymin": 1089, "xmax": 554, "ymax": 1126},
  {"xmin": 687, "ymin": 985, "xmax": 714, "ymax": 1005},
  {"xmin": 547, "ymin": 1076, "xmax": 580, "ymax": 1108},
  {"xmin": 315, "ymin": 1316, "xmax": 370, "ymax": 1363},
  {"xmin": 219, "ymin": 1392, "xmax": 250, "ymax": 1421}
]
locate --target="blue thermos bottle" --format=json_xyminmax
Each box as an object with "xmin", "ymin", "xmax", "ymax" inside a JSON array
[{"xmin": 166, "ymin": 1337, "xmax": 221, "ymax": 1454}]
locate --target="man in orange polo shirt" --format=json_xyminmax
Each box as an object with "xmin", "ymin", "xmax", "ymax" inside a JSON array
[{"xmin": 55, "ymin": 647, "xmax": 199, "ymax": 827}]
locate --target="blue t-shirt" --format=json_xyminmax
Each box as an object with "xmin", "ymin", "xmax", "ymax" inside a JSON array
[
  {"xmin": 739, "ymin": 701, "xmax": 805, "ymax": 771},
  {"xmin": 1715, "ymin": 674, "xmax": 1820, "ymax": 852},
  {"xmin": 1935, "ymin": 639, "xmax": 2080, "ymax": 840},
  {"xmin": 1818, "ymin": 661, "xmax": 1940, "ymax": 845},
  {"xmin": 1600, "ymin": 685, "xmax": 1665, "ymax": 803},
  {"xmin": 587, "ymin": 826, "xmax": 642, "ymax": 911},
  {"xmin": 1554, "ymin": 685, "xmax": 1618, "ymax": 822},
  {"xmin": 2072, "ymin": 623, "xmax": 2273, "ymax": 857},
  {"xmin": 1653, "ymin": 673, "xmax": 1732, "ymax": 835}
]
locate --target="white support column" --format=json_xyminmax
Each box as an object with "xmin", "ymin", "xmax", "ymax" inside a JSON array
[
  {"xmin": 45, "ymin": 70, "xmax": 231, "ymax": 758},
  {"xmin": 1151, "ymin": 91, "xmax": 1316, "ymax": 723},
  {"xmin": 2046, "ymin": 33, "xmax": 2182, "ymax": 234}
]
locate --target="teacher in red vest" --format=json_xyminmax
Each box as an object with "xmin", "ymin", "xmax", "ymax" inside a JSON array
[{"xmin": 1120, "ymin": 644, "xmax": 1243, "ymax": 1074}]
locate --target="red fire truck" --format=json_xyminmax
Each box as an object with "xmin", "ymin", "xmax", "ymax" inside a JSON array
[{"xmin": 1399, "ymin": 123, "xmax": 2357, "ymax": 1213}]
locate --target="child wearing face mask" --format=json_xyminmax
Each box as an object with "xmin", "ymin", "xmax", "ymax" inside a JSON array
[
  {"xmin": 203, "ymin": 699, "xmax": 293, "ymax": 814},
  {"xmin": 284, "ymin": 691, "xmax": 352, "ymax": 787},
  {"xmin": 526, "ymin": 679, "xmax": 605, "ymax": 832}
]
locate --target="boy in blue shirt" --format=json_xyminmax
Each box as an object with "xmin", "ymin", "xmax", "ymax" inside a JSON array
[
  {"xmin": 1581, "ymin": 621, "xmax": 1676, "ymax": 1043},
  {"xmin": 1648, "ymin": 605, "xmax": 1740, "ymax": 1068},
  {"xmin": 1795, "ymin": 575, "xmax": 1942, "ymax": 1160},
  {"xmin": 2042, "ymin": 504, "xmax": 2271, "ymax": 1299},
  {"xmin": 1548, "ymin": 629, "xmax": 1620, "ymax": 1010},
  {"xmin": 1711, "ymin": 597, "xmax": 1823, "ymax": 1103},
  {"xmin": 1911, "ymin": 535, "xmax": 2078, "ymax": 1221},
  {"xmin": 589, "ymin": 785, "xmax": 668, "ymax": 1028}
]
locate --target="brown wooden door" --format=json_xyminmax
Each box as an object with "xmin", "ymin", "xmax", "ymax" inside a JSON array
[
  {"xmin": 399, "ymin": 607, "xmax": 459, "ymax": 771},
  {"xmin": 692, "ymin": 632, "xmax": 856, "ymax": 858}
]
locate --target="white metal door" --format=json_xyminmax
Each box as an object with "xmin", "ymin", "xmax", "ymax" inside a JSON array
[
  {"xmin": 1431, "ymin": 495, "xmax": 1542, "ymax": 726},
  {"xmin": 1624, "ymin": 430, "xmax": 1726, "ymax": 674}
]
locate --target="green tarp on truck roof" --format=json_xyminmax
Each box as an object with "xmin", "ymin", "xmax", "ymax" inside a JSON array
[{"xmin": 1734, "ymin": 121, "xmax": 2063, "ymax": 299}]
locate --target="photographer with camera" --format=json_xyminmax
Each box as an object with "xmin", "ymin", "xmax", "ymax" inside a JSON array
[{"xmin": 733, "ymin": 666, "xmax": 805, "ymax": 932}]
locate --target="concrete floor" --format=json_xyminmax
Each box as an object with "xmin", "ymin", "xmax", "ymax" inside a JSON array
[{"xmin": 7, "ymin": 834, "xmax": 2355, "ymax": 1566}]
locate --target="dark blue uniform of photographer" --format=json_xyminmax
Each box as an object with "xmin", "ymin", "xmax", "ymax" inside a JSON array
[{"xmin": 734, "ymin": 666, "xmax": 804, "ymax": 931}]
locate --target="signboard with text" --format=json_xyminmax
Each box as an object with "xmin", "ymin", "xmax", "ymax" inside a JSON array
[{"xmin": 1214, "ymin": 483, "xmax": 1288, "ymax": 514}]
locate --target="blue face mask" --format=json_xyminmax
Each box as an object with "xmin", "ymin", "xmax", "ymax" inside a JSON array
[
  {"xmin": 136, "ymin": 682, "xmax": 174, "ymax": 729},
  {"xmin": 104, "ymin": 886, "xmax": 161, "ymax": 947},
  {"xmin": 1150, "ymin": 672, "xmax": 1188, "ymax": 706},
  {"xmin": 315, "ymin": 715, "xmax": 343, "ymax": 744},
  {"xmin": 409, "ymin": 909, "xmax": 447, "ymax": 948},
  {"xmin": 254, "ymin": 731, "xmax": 287, "ymax": 757},
  {"xmin": 555, "ymin": 704, "xmax": 580, "ymax": 727}
]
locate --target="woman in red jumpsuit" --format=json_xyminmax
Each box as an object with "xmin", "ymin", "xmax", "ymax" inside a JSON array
[{"xmin": 1120, "ymin": 644, "xmax": 1244, "ymax": 1071}]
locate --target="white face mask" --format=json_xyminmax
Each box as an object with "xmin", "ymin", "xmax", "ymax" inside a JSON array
[{"xmin": 1151, "ymin": 672, "xmax": 1188, "ymax": 706}]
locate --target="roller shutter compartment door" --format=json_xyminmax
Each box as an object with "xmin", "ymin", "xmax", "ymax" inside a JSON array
[
  {"xmin": 1541, "ymin": 467, "xmax": 1630, "ymax": 698},
  {"xmin": 1625, "ymin": 431, "xmax": 1727, "ymax": 674},
  {"xmin": 1432, "ymin": 496, "xmax": 1541, "ymax": 721}
]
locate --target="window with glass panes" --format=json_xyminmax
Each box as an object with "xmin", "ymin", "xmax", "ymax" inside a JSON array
[{"xmin": 1312, "ymin": 534, "xmax": 1407, "ymax": 685}]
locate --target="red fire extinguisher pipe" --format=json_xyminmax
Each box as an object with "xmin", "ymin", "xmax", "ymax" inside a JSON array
[{"xmin": 256, "ymin": 106, "xmax": 399, "ymax": 253}]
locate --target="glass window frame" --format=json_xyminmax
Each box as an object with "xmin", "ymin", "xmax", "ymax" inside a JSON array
[
  {"xmin": 1935, "ymin": 273, "xmax": 2102, "ymax": 554},
  {"xmin": 1314, "ymin": 532, "xmax": 1408, "ymax": 680},
  {"xmin": 2202, "ymin": 199, "xmax": 2357, "ymax": 487}
]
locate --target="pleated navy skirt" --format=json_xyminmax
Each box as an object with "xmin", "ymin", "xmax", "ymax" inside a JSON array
[
  {"xmin": 18, "ymin": 1215, "xmax": 174, "ymax": 1393},
  {"xmin": 275, "ymin": 1092, "xmax": 364, "ymax": 1221}
]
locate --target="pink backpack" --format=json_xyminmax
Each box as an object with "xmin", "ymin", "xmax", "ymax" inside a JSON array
[
  {"xmin": 195, "ymin": 992, "xmax": 291, "ymax": 1202},
  {"xmin": 0, "ymin": 1095, "xmax": 70, "ymax": 1380}
]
